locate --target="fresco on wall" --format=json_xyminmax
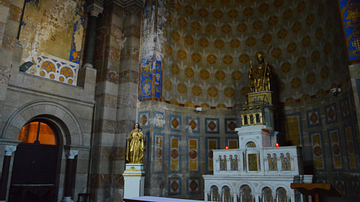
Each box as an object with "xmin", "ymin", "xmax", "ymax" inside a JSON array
[
  {"xmin": 140, "ymin": 0, "xmax": 166, "ymax": 100},
  {"xmin": 19, "ymin": 0, "xmax": 85, "ymax": 79},
  {"xmin": 337, "ymin": 0, "xmax": 360, "ymax": 62}
]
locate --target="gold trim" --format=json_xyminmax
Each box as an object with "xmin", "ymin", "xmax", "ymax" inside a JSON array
[{"xmin": 123, "ymin": 173, "xmax": 146, "ymax": 177}]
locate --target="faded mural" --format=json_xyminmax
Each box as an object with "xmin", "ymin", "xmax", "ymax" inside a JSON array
[{"xmin": 19, "ymin": 0, "xmax": 85, "ymax": 85}]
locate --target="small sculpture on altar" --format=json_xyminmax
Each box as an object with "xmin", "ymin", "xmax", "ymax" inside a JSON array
[
  {"xmin": 126, "ymin": 123, "xmax": 145, "ymax": 164},
  {"xmin": 249, "ymin": 53, "xmax": 271, "ymax": 92}
]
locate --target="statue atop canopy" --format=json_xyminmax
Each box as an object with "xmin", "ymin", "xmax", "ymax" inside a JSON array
[{"xmin": 249, "ymin": 53, "xmax": 271, "ymax": 92}]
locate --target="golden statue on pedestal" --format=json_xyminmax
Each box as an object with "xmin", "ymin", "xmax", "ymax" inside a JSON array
[
  {"xmin": 126, "ymin": 123, "xmax": 145, "ymax": 163},
  {"xmin": 249, "ymin": 53, "xmax": 271, "ymax": 92}
]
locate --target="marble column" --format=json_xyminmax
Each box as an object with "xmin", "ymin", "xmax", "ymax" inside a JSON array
[
  {"xmin": 83, "ymin": 4, "xmax": 103, "ymax": 69},
  {"xmin": 0, "ymin": 145, "xmax": 17, "ymax": 201},
  {"xmin": 63, "ymin": 150, "xmax": 78, "ymax": 202}
]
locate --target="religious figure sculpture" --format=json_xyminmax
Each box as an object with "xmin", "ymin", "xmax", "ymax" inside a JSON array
[
  {"xmin": 126, "ymin": 123, "xmax": 145, "ymax": 164},
  {"xmin": 249, "ymin": 53, "xmax": 271, "ymax": 92}
]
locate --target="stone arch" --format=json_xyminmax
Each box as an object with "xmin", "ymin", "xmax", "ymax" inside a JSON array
[{"xmin": 1, "ymin": 100, "xmax": 83, "ymax": 146}]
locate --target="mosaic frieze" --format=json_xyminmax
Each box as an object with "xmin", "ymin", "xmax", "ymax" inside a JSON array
[
  {"xmin": 220, "ymin": 155, "xmax": 227, "ymax": 171},
  {"xmin": 222, "ymin": 186, "xmax": 231, "ymax": 202},
  {"xmin": 267, "ymin": 153, "xmax": 278, "ymax": 171},
  {"xmin": 280, "ymin": 153, "xmax": 291, "ymax": 171},
  {"xmin": 230, "ymin": 155, "xmax": 238, "ymax": 171}
]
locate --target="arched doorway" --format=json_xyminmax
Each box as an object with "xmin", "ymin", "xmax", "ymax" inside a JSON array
[{"xmin": 8, "ymin": 120, "xmax": 62, "ymax": 202}]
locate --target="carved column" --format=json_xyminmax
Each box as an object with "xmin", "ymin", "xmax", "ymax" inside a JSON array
[
  {"xmin": 83, "ymin": 4, "xmax": 103, "ymax": 69},
  {"xmin": 0, "ymin": 145, "xmax": 17, "ymax": 200},
  {"xmin": 63, "ymin": 150, "xmax": 78, "ymax": 202}
]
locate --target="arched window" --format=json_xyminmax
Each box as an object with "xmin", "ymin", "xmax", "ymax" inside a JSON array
[
  {"xmin": 222, "ymin": 186, "xmax": 231, "ymax": 202},
  {"xmin": 276, "ymin": 187, "xmax": 287, "ymax": 202},
  {"xmin": 18, "ymin": 121, "xmax": 57, "ymax": 145},
  {"xmin": 262, "ymin": 187, "xmax": 273, "ymax": 202},
  {"xmin": 211, "ymin": 185, "xmax": 220, "ymax": 201},
  {"xmin": 240, "ymin": 185, "xmax": 252, "ymax": 202}
]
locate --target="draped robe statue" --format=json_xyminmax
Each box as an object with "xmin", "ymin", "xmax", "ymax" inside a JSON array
[{"xmin": 126, "ymin": 124, "xmax": 145, "ymax": 163}]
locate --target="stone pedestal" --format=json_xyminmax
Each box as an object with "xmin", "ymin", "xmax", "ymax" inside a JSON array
[{"xmin": 123, "ymin": 164, "xmax": 145, "ymax": 198}]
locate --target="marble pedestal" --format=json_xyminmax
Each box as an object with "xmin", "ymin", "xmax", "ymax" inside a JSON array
[{"xmin": 123, "ymin": 164, "xmax": 145, "ymax": 198}]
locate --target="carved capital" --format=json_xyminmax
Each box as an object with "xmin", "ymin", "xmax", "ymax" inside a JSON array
[
  {"xmin": 5, "ymin": 145, "xmax": 17, "ymax": 156},
  {"xmin": 87, "ymin": 4, "xmax": 104, "ymax": 17},
  {"xmin": 66, "ymin": 150, "xmax": 79, "ymax": 159}
]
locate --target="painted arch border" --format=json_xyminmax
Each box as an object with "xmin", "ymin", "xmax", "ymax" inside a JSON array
[{"xmin": 1, "ymin": 100, "xmax": 83, "ymax": 146}]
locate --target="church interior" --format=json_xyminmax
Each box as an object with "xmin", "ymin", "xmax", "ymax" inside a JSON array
[{"xmin": 0, "ymin": 0, "xmax": 360, "ymax": 201}]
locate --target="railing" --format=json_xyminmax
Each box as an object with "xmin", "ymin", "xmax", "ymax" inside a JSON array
[
  {"xmin": 29, "ymin": 55, "xmax": 79, "ymax": 86},
  {"xmin": 213, "ymin": 146, "xmax": 302, "ymax": 176}
]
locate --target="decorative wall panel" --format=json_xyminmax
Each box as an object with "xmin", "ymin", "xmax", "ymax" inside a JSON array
[
  {"xmin": 169, "ymin": 135, "xmax": 181, "ymax": 173},
  {"xmin": 225, "ymin": 118, "xmax": 237, "ymax": 133},
  {"xmin": 153, "ymin": 133, "xmax": 164, "ymax": 173},
  {"xmin": 310, "ymin": 132, "xmax": 325, "ymax": 170},
  {"xmin": 187, "ymin": 177, "xmax": 201, "ymax": 195},
  {"xmin": 283, "ymin": 114, "xmax": 302, "ymax": 146},
  {"xmin": 225, "ymin": 137, "xmax": 238, "ymax": 149},
  {"xmin": 187, "ymin": 136, "xmax": 200, "ymax": 173},
  {"xmin": 139, "ymin": 111, "xmax": 150, "ymax": 129},
  {"xmin": 328, "ymin": 128, "xmax": 343, "ymax": 169},
  {"xmin": 345, "ymin": 126, "xmax": 357, "ymax": 169},
  {"xmin": 205, "ymin": 118, "xmax": 219, "ymax": 133},
  {"xmin": 169, "ymin": 177, "xmax": 181, "ymax": 195},
  {"xmin": 169, "ymin": 114, "xmax": 181, "ymax": 132},
  {"xmin": 325, "ymin": 104, "xmax": 337, "ymax": 124},
  {"xmin": 186, "ymin": 117, "xmax": 200, "ymax": 133},
  {"xmin": 205, "ymin": 137, "xmax": 219, "ymax": 173},
  {"xmin": 154, "ymin": 111, "xmax": 165, "ymax": 130},
  {"xmin": 306, "ymin": 109, "xmax": 321, "ymax": 128}
]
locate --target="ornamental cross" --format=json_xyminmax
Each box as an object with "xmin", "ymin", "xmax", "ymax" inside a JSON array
[{"xmin": 352, "ymin": 38, "xmax": 360, "ymax": 51}]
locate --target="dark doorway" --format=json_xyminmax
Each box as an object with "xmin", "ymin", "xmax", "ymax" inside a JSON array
[{"xmin": 8, "ymin": 121, "xmax": 61, "ymax": 202}]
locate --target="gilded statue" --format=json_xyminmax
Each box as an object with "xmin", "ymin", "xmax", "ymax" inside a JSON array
[
  {"xmin": 126, "ymin": 123, "xmax": 145, "ymax": 164},
  {"xmin": 249, "ymin": 53, "xmax": 271, "ymax": 92}
]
